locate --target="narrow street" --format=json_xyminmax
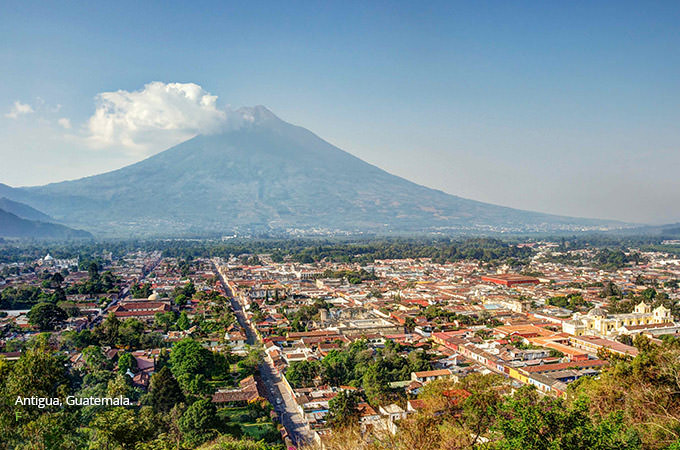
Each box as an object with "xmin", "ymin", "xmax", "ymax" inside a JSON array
[{"xmin": 212, "ymin": 260, "xmax": 315, "ymax": 448}]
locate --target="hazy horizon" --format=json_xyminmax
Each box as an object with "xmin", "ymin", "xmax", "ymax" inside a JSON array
[{"xmin": 1, "ymin": 1, "xmax": 679, "ymax": 224}]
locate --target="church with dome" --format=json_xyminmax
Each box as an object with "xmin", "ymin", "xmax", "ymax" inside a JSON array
[{"xmin": 563, "ymin": 301, "xmax": 675, "ymax": 338}]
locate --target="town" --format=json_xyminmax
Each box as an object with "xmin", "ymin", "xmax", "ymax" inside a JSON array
[{"xmin": 1, "ymin": 239, "xmax": 679, "ymax": 449}]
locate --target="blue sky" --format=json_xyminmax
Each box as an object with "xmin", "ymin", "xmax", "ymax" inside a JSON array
[{"xmin": 1, "ymin": 1, "xmax": 679, "ymax": 223}]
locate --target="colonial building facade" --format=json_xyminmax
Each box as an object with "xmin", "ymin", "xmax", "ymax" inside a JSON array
[{"xmin": 563, "ymin": 302, "xmax": 673, "ymax": 337}]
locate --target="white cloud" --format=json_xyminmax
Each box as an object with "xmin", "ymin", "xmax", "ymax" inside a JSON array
[
  {"xmin": 5, "ymin": 101, "xmax": 34, "ymax": 119},
  {"xmin": 58, "ymin": 118, "xmax": 72, "ymax": 129},
  {"xmin": 83, "ymin": 81, "xmax": 238, "ymax": 156}
]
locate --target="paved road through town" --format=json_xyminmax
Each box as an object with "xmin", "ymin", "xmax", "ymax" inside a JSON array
[{"xmin": 212, "ymin": 260, "xmax": 315, "ymax": 448}]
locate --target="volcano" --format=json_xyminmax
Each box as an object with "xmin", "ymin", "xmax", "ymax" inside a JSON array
[{"xmin": 0, "ymin": 106, "xmax": 625, "ymax": 237}]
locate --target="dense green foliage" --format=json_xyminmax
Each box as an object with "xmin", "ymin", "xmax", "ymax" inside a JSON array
[
  {"xmin": 0, "ymin": 237, "xmax": 536, "ymax": 267},
  {"xmin": 319, "ymin": 268, "xmax": 378, "ymax": 284},
  {"xmin": 65, "ymin": 269, "xmax": 120, "ymax": 296},
  {"xmin": 0, "ymin": 285, "xmax": 52, "ymax": 309},
  {"xmin": 546, "ymin": 293, "xmax": 592, "ymax": 311},
  {"xmin": 92, "ymin": 314, "xmax": 164, "ymax": 350},
  {"xmin": 491, "ymin": 388, "xmax": 640, "ymax": 450},
  {"xmin": 327, "ymin": 390, "xmax": 360, "ymax": 428},
  {"xmin": 0, "ymin": 336, "xmax": 281, "ymax": 450},
  {"xmin": 149, "ymin": 366, "xmax": 185, "ymax": 413},
  {"xmin": 593, "ymin": 248, "xmax": 640, "ymax": 271},
  {"xmin": 0, "ymin": 263, "xmax": 120, "ymax": 309},
  {"xmin": 27, "ymin": 302, "xmax": 68, "ymax": 330},
  {"xmin": 169, "ymin": 338, "xmax": 231, "ymax": 395},
  {"xmin": 286, "ymin": 339, "xmax": 431, "ymax": 405}
]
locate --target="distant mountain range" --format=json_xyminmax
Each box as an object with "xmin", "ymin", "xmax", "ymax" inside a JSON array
[
  {"xmin": 0, "ymin": 197, "xmax": 52, "ymax": 222},
  {"xmin": 608, "ymin": 222, "xmax": 680, "ymax": 237},
  {"xmin": 0, "ymin": 207, "xmax": 92, "ymax": 239},
  {"xmin": 0, "ymin": 106, "xmax": 632, "ymax": 237}
]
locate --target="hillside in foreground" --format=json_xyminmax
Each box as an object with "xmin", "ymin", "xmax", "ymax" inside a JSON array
[{"xmin": 308, "ymin": 336, "xmax": 679, "ymax": 450}]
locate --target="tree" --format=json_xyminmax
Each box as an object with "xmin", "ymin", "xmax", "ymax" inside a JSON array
[
  {"xmin": 175, "ymin": 282, "xmax": 196, "ymax": 299},
  {"xmin": 87, "ymin": 261, "xmax": 100, "ymax": 280},
  {"xmin": 362, "ymin": 362, "xmax": 390, "ymax": 405},
  {"xmin": 321, "ymin": 349, "xmax": 352, "ymax": 386},
  {"xmin": 140, "ymin": 331, "xmax": 164, "ymax": 349},
  {"xmin": 27, "ymin": 302, "xmax": 67, "ymax": 330},
  {"xmin": 491, "ymin": 386, "xmax": 641, "ymax": 450},
  {"xmin": 616, "ymin": 334, "xmax": 634, "ymax": 346},
  {"xmin": 131, "ymin": 282, "xmax": 153, "ymax": 298},
  {"xmin": 327, "ymin": 390, "xmax": 360, "ymax": 428},
  {"xmin": 169, "ymin": 338, "xmax": 214, "ymax": 379},
  {"xmin": 50, "ymin": 271, "xmax": 64, "ymax": 287},
  {"xmin": 395, "ymin": 378, "xmax": 475, "ymax": 450},
  {"xmin": 404, "ymin": 317, "xmax": 416, "ymax": 333},
  {"xmin": 457, "ymin": 374, "xmax": 508, "ymax": 447},
  {"xmin": 177, "ymin": 373, "xmax": 213, "ymax": 396},
  {"xmin": 173, "ymin": 293, "xmax": 187, "ymax": 307},
  {"xmin": 117, "ymin": 318, "xmax": 145, "ymax": 348},
  {"xmin": 61, "ymin": 329, "xmax": 95, "ymax": 350},
  {"xmin": 156, "ymin": 348, "xmax": 170, "ymax": 370},
  {"xmin": 90, "ymin": 406, "xmax": 157, "ymax": 449},
  {"xmin": 575, "ymin": 338, "xmax": 680, "ymax": 448},
  {"xmin": 0, "ymin": 285, "xmax": 46, "ymax": 309},
  {"xmin": 286, "ymin": 360, "xmax": 321, "ymax": 388},
  {"xmin": 154, "ymin": 311, "xmax": 176, "ymax": 332},
  {"xmin": 178, "ymin": 398, "xmax": 220, "ymax": 446},
  {"xmin": 82, "ymin": 345, "xmax": 109, "ymax": 373},
  {"xmin": 117, "ymin": 352, "xmax": 137, "ymax": 375},
  {"xmin": 96, "ymin": 313, "xmax": 120, "ymax": 347},
  {"xmin": 176, "ymin": 311, "xmax": 190, "ymax": 331},
  {"xmin": 4, "ymin": 343, "xmax": 71, "ymax": 425},
  {"xmin": 236, "ymin": 346, "xmax": 263, "ymax": 379},
  {"xmin": 184, "ymin": 282, "xmax": 196, "ymax": 297},
  {"xmin": 15, "ymin": 411, "xmax": 83, "ymax": 450},
  {"xmin": 642, "ymin": 287, "xmax": 657, "ymax": 301},
  {"xmin": 149, "ymin": 366, "xmax": 185, "ymax": 413},
  {"xmin": 601, "ymin": 281, "xmax": 622, "ymax": 298},
  {"xmin": 51, "ymin": 286, "xmax": 67, "ymax": 303},
  {"xmin": 107, "ymin": 373, "xmax": 136, "ymax": 399}
]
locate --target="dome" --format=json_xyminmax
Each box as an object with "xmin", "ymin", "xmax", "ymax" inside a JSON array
[{"xmin": 148, "ymin": 292, "xmax": 160, "ymax": 301}]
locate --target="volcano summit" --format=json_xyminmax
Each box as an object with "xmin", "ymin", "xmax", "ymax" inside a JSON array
[{"xmin": 0, "ymin": 106, "xmax": 626, "ymax": 237}]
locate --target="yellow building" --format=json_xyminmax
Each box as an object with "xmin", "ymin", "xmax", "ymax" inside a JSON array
[{"xmin": 562, "ymin": 302, "xmax": 672, "ymax": 337}]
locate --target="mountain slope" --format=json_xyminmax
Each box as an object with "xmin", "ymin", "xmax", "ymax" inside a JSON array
[
  {"xmin": 0, "ymin": 197, "xmax": 52, "ymax": 221},
  {"xmin": 0, "ymin": 106, "xmax": 627, "ymax": 236},
  {"xmin": 0, "ymin": 208, "xmax": 92, "ymax": 239}
]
